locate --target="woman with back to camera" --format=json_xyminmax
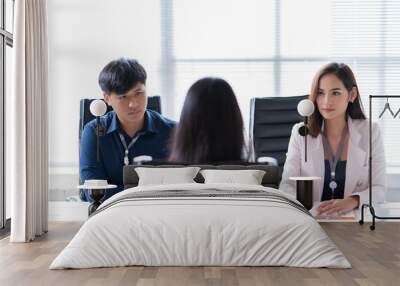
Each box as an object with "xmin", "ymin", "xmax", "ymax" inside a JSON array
[
  {"xmin": 169, "ymin": 77, "xmax": 247, "ymax": 164},
  {"xmin": 280, "ymin": 62, "xmax": 386, "ymax": 214}
]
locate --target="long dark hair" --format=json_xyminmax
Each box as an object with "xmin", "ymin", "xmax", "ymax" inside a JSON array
[
  {"xmin": 308, "ymin": 62, "xmax": 366, "ymax": 137},
  {"xmin": 169, "ymin": 77, "xmax": 245, "ymax": 163}
]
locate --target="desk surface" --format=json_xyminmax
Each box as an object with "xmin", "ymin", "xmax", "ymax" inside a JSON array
[{"xmin": 314, "ymin": 202, "xmax": 400, "ymax": 222}]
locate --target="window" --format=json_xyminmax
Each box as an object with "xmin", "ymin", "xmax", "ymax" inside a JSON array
[
  {"xmin": 0, "ymin": 0, "xmax": 14, "ymax": 231},
  {"xmin": 5, "ymin": 0, "xmax": 13, "ymax": 33},
  {"xmin": 330, "ymin": 0, "xmax": 400, "ymax": 168},
  {"xmin": 167, "ymin": 0, "xmax": 400, "ymax": 167},
  {"xmin": 169, "ymin": 0, "xmax": 330, "ymax": 124},
  {"xmin": 46, "ymin": 0, "xmax": 400, "ymax": 212}
]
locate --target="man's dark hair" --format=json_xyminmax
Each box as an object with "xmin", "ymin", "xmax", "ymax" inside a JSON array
[{"xmin": 98, "ymin": 58, "xmax": 147, "ymax": 95}]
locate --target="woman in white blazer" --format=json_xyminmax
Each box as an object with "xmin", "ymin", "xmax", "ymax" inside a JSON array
[{"xmin": 280, "ymin": 63, "xmax": 386, "ymax": 214}]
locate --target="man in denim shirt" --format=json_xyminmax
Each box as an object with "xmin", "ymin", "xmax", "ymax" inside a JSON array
[{"xmin": 80, "ymin": 58, "xmax": 176, "ymax": 201}]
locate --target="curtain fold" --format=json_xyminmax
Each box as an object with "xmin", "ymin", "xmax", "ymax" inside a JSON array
[{"xmin": 10, "ymin": 0, "xmax": 48, "ymax": 242}]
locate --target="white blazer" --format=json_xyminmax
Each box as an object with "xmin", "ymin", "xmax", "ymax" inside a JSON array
[{"xmin": 279, "ymin": 118, "xmax": 386, "ymax": 206}]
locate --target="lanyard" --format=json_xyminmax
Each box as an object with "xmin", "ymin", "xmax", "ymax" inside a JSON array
[
  {"xmin": 119, "ymin": 132, "xmax": 139, "ymax": 166},
  {"xmin": 322, "ymin": 124, "xmax": 348, "ymax": 195}
]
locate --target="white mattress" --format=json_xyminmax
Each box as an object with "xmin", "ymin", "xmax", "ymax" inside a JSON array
[{"xmin": 50, "ymin": 183, "xmax": 350, "ymax": 269}]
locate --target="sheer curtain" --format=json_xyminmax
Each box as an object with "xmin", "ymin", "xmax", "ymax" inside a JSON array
[{"xmin": 10, "ymin": 0, "xmax": 48, "ymax": 242}]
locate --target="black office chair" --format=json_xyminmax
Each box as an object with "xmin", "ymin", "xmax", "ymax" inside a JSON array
[
  {"xmin": 249, "ymin": 95, "xmax": 307, "ymax": 177},
  {"xmin": 79, "ymin": 95, "xmax": 162, "ymax": 140}
]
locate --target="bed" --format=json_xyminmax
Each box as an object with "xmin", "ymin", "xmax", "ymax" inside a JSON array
[{"xmin": 50, "ymin": 165, "xmax": 350, "ymax": 269}]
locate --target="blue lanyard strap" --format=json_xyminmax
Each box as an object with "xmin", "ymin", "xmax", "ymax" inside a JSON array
[
  {"xmin": 119, "ymin": 133, "xmax": 139, "ymax": 165},
  {"xmin": 322, "ymin": 123, "xmax": 348, "ymax": 195}
]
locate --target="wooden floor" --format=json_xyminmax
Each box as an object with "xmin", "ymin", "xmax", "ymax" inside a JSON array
[{"xmin": 0, "ymin": 222, "xmax": 399, "ymax": 286}]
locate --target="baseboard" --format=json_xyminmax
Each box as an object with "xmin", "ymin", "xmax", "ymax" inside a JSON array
[{"xmin": 49, "ymin": 201, "xmax": 89, "ymax": 221}]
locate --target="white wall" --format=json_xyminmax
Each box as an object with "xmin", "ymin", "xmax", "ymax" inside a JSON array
[{"xmin": 48, "ymin": 0, "xmax": 162, "ymax": 170}]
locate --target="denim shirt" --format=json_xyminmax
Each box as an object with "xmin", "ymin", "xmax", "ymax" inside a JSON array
[{"xmin": 79, "ymin": 110, "xmax": 176, "ymax": 201}]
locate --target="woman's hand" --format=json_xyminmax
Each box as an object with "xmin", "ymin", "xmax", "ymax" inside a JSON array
[{"xmin": 317, "ymin": 196, "xmax": 359, "ymax": 215}]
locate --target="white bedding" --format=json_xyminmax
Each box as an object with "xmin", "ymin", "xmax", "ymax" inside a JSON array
[{"xmin": 50, "ymin": 183, "xmax": 351, "ymax": 269}]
